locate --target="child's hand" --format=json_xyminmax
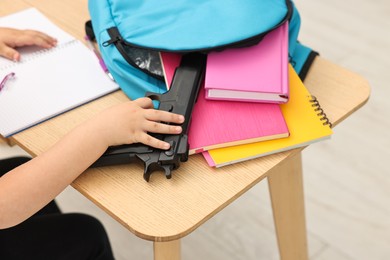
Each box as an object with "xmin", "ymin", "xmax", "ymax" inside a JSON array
[
  {"xmin": 0, "ymin": 27, "xmax": 57, "ymax": 61},
  {"xmin": 89, "ymin": 97, "xmax": 185, "ymax": 150}
]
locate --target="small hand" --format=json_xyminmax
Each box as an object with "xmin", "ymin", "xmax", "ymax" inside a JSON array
[
  {"xmin": 0, "ymin": 27, "xmax": 57, "ymax": 61},
  {"xmin": 90, "ymin": 97, "xmax": 185, "ymax": 150}
]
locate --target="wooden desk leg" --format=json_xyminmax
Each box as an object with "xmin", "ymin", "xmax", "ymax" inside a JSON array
[
  {"xmin": 267, "ymin": 152, "xmax": 308, "ymax": 260},
  {"xmin": 153, "ymin": 239, "xmax": 181, "ymax": 260},
  {"xmin": 0, "ymin": 136, "xmax": 13, "ymax": 146}
]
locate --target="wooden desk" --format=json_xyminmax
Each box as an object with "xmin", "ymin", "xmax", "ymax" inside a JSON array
[{"xmin": 1, "ymin": 1, "xmax": 370, "ymax": 259}]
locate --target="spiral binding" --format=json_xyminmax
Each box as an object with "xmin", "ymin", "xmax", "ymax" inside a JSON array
[
  {"xmin": 0, "ymin": 40, "xmax": 77, "ymax": 71},
  {"xmin": 309, "ymin": 95, "xmax": 332, "ymax": 128}
]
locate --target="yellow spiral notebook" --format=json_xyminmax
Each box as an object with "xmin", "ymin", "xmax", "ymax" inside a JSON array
[{"xmin": 203, "ymin": 65, "xmax": 333, "ymax": 167}]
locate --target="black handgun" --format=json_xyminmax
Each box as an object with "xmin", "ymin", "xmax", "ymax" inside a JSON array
[{"xmin": 91, "ymin": 53, "xmax": 206, "ymax": 182}]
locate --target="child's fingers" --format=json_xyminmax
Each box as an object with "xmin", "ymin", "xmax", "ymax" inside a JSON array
[
  {"xmin": 133, "ymin": 98, "xmax": 185, "ymax": 124},
  {"xmin": 0, "ymin": 44, "xmax": 19, "ymax": 61},
  {"xmin": 133, "ymin": 97, "xmax": 154, "ymax": 109},
  {"xmin": 137, "ymin": 132, "xmax": 171, "ymax": 150},
  {"xmin": 145, "ymin": 109, "xmax": 185, "ymax": 124},
  {"xmin": 15, "ymin": 30, "xmax": 57, "ymax": 48},
  {"xmin": 144, "ymin": 121, "xmax": 182, "ymax": 135},
  {"xmin": 28, "ymin": 30, "xmax": 57, "ymax": 47},
  {"xmin": 32, "ymin": 30, "xmax": 57, "ymax": 45}
]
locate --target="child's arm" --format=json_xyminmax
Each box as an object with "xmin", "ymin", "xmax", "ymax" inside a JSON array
[
  {"xmin": 0, "ymin": 27, "xmax": 57, "ymax": 61},
  {"xmin": 0, "ymin": 97, "xmax": 184, "ymax": 229}
]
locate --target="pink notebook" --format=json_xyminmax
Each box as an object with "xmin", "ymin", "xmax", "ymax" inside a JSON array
[
  {"xmin": 160, "ymin": 52, "xmax": 289, "ymax": 155},
  {"xmin": 205, "ymin": 22, "xmax": 289, "ymax": 103}
]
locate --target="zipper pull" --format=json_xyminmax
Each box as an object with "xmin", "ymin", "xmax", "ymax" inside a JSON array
[
  {"xmin": 103, "ymin": 36, "xmax": 122, "ymax": 47},
  {"xmin": 103, "ymin": 28, "xmax": 123, "ymax": 47}
]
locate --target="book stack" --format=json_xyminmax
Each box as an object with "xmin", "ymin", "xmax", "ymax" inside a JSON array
[
  {"xmin": 204, "ymin": 65, "xmax": 333, "ymax": 167},
  {"xmin": 160, "ymin": 22, "xmax": 333, "ymax": 167}
]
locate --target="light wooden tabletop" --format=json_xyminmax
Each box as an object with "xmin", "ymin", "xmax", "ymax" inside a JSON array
[{"xmin": 2, "ymin": 0, "xmax": 370, "ymax": 242}]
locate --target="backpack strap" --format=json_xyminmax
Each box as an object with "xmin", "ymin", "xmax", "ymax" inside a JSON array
[{"xmin": 85, "ymin": 20, "xmax": 95, "ymax": 41}]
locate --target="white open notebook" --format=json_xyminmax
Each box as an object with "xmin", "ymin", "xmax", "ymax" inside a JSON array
[{"xmin": 0, "ymin": 8, "xmax": 119, "ymax": 137}]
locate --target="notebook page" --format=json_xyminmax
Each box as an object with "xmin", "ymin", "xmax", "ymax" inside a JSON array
[
  {"xmin": 0, "ymin": 8, "xmax": 75, "ymax": 69},
  {"xmin": 0, "ymin": 9, "xmax": 119, "ymax": 137}
]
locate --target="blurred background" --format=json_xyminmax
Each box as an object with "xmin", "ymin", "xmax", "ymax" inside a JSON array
[{"xmin": 1, "ymin": 0, "xmax": 389, "ymax": 259}]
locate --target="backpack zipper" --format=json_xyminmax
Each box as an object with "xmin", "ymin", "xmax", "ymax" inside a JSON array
[{"xmin": 103, "ymin": 0, "xmax": 293, "ymax": 79}]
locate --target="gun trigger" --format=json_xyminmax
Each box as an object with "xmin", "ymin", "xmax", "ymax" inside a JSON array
[{"xmin": 145, "ymin": 92, "xmax": 161, "ymax": 101}]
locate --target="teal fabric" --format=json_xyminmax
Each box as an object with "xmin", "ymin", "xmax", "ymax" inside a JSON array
[
  {"xmin": 90, "ymin": 0, "xmax": 290, "ymax": 51},
  {"xmin": 89, "ymin": 0, "xmax": 167, "ymax": 99},
  {"xmin": 287, "ymin": 2, "xmax": 315, "ymax": 75},
  {"xmin": 288, "ymin": 2, "xmax": 301, "ymax": 56},
  {"xmin": 292, "ymin": 43, "xmax": 312, "ymax": 75},
  {"xmin": 88, "ymin": 0, "xmax": 315, "ymax": 100}
]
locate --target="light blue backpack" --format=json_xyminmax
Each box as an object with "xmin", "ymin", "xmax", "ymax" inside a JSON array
[{"xmin": 87, "ymin": 0, "xmax": 318, "ymax": 100}]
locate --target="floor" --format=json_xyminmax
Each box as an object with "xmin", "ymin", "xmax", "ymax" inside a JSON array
[{"xmin": 1, "ymin": 0, "xmax": 389, "ymax": 259}]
